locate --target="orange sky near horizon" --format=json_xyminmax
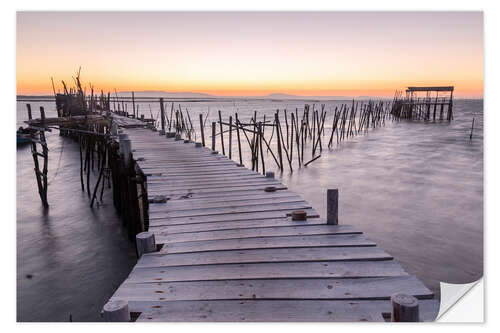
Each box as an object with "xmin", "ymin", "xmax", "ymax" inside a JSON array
[{"xmin": 16, "ymin": 12, "xmax": 484, "ymax": 98}]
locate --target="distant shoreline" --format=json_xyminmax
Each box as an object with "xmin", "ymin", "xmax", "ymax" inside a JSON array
[{"xmin": 16, "ymin": 95, "xmax": 483, "ymax": 102}]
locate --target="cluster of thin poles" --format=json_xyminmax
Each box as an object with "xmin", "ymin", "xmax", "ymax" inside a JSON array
[{"xmin": 154, "ymin": 100, "xmax": 393, "ymax": 174}]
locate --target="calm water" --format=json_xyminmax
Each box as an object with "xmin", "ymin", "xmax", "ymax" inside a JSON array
[{"xmin": 17, "ymin": 98, "xmax": 483, "ymax": 321}]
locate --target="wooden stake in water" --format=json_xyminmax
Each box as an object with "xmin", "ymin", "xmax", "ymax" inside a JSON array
[
  {"xmin": 211, "ymin": 122, "xmax": 216, "ymax": 151},
  {"xmin": 228, "ymin": 115, "xmax": 233, "ymax": 159},
  {"xmin": 275, "ymin": 113, "xmax": 283, "ymax": 171},
  {"xmin": 235, "ymin": 113, "xmax": 243, "ymax": 166},
  {"xmin": 159, "ymin": 98, "xmax": 165, "ymax": 134},
  {"xmin": 470, "ymin": 117, "xmax": 475, "ymax": 140},
  {"xmin": 258, "ymin": 122, "xmax": 265, "ymax": 175},
  {"xmin": 327, "ymin": 189, "xmax": 339, "ymax": 225},
  {"xmin": 218, "ymin": 110, "xmax": 225, "ymax": 155},
  {"xmin": 199, "ymin": 113, "xmax": 205, "ymax": 146}
]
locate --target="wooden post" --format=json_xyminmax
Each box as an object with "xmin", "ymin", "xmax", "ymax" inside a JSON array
[
  {"xmin": 39, "ymin": 107, "xmax": 49, "ymax": 206},
  {"xmin": 136, "ymin": 231, "xmax": 156, "ymax": 258},
  {"xmin": 199, "ymin": 113, "xmax": 205, "ymax": 147},
  {"xmin": 132, "ymin": 91, "xmax": 136, "ymax": 118},
  {"xmin": 79, "ymin": 135, "xmax": 84, "ymax": 191},
  {"xmin": 110, "ymin": 122, "xmax": 118, "ymax": 136},
  {"xmin": 102, "ymin": 300, "xmax": 130, "ymax": 322},
  {"xmin": 470, "ymin": 117, "xmax": 475, "ymax": 140},
  {"xmin": 258, "ymin": 122, "xmax": 265, "ymax": 175},
  {"xmin": 229, "ymin": 115, "xmax": 233, "ymax": 159},
  {"xmin": 218, "ymin": 110, "xmax": 225, "ymax": 155},
  {"xmin": 391, "ymin": 293, "xmax": 419, "ymax": 322},
  {"xmin": 159, "ymin": 98, "xmax": 165, "ymax": 134},
  {"xmin": 26, "ymin": 103, "xmax": 32, "ymax": 120},
  {"xmin": 29, "ymin": 105, "xmax": 48, "ymax": 208},
  {"xmin": 448, "ymin": 90, "xmax": 454, "ymax": 121},
  {"xmin": 211, "ymin": 122, "xmax": 216, "ymax": 151},
  {"xmin": 235, "ymin": 114, "xmax": 243, "ymax": 166},
  {"xmin": 275, "ymin": 113, "xmax": 283, "ymax": 171},
  {"xmin": 119, "ymin": 135, "xmax": 132, "ymax": 169},
  {"xmin": 327, "ymin": 189, "xmax": 338, "ymax": 225}
]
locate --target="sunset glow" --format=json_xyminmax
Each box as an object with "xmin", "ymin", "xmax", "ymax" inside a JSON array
[{"xmin": 16, "ymin": 11, "xmax": 483, "ymax": 97}]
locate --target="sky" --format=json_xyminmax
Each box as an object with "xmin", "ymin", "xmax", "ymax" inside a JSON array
[{"xmin": 16, "ymin": 11, "xmax": 483, "ymax": 97}]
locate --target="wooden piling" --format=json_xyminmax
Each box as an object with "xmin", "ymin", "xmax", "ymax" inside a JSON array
[
  {"xmin": 102, "ymin": 300, "xmax": 130, "ymax": 322},
  {"xmin": 235, "ymin": 114, "xmax": 243, "ymax": 166},
  {"xmin": 258, "ymin": 122, "xmax": 265, "ymax": 175},
  {"xmin": 211, "ymin": 122, "xmax": 216, "ymax": 151},
  {"xmin": 29, "ymin": 105, "xmax": 48, "ymax": 208},
  {"xmin": 275, "ymin": 113, "xmax": 283, "ymax": 171},
  {"xmin": 218, "ymin": 110, "xmax": 225, "ymax": 155},
  {"xmin": 136, "ymin": 232, "xmax": 156, "ymax": 258},
  {"xmin": 391, "ymin": 293, "xmax": 419, "ymax": 322},
  {"xmin": 229, "ymin": 116, "xmax": 233, "ymax": 159},
  {"xmin": 79, "ymin": 135, "xmax": 84, "ymax": 191},
  {"xmin": 327, "ymin": 189, "xmax": 338, "ymax": 225},
  {"xmin": 470, "ymin": 117, "xmax": 475, "ymax": 140},
  {"xmin": 26, "ymin": 103, "xmax": 32, "ymax": 120},
  {"xmin": 159, "ymin": 98, "xmax": 165, "ymax": 134},
  {"xmin": 199, "ymin": 113, "xmax": 205, "ymax": 147}
]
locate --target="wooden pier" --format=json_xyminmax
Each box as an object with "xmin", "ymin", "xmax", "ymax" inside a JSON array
[
  {"xmin": 391, "ymin": 86, "xmax": 454, "ymax": 121},
  {"xmin": 104, "ymin": 126, "xmax": 439, "ymax": 322},
  {"xmin": 21, "ymin": 75, "xmax": 440, "ymax": 321}
]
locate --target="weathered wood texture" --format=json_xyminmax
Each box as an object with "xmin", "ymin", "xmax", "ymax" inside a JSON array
[{"xmin": 106, "ymin": 128, "xmax": 436, "ymax": 322}]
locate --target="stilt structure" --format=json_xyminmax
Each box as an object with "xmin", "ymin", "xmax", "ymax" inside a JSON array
[{"xmin": 391, "ymin": 86, "xmax": 454, "ymax": 121}]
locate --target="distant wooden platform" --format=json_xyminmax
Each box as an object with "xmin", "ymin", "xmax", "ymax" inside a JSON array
[{"xmin": 107, "ymin": 128, "xmax": 439, "ymax": 322}]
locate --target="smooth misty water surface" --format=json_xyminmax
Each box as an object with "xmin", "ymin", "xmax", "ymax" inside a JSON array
[{"xmin": 17, "ymin": 99, "xmax": 482, "ymax": 321}]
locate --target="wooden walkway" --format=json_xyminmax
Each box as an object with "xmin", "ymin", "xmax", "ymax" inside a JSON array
[{"xmin": 107, "ymin": 127, "xmax": 439, "ymax": 322}]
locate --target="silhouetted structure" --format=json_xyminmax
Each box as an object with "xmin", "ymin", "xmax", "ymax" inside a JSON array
[{"xmin": 391, "ymin": 86, "xmax": 453, "ymax": 121}]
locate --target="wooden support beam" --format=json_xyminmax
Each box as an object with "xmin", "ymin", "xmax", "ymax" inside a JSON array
[{"xmin": 327, "ymin": 189, "xmax": 338, "ymax": 225}]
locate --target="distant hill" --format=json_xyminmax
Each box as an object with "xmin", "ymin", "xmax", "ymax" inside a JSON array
[
  {"xmin": 261, "ymin": 93, "xmax": 353, "ymax": 100},
  {"xmin": 264, "ymin": 93, "xmax": 300, "ymax": 99},
  {"xmin": 117, "ymin": 90, "xmax": 215, "ymax": 98}
]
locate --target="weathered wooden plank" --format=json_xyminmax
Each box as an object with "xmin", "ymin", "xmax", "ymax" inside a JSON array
[
  {"xmin": 145, "ymin": 165, "xmax": 248, "ymax": 174},
  {"xmin": 141, "ymin": 167, "xmax": 252, "ymax": 177},
  {"xmin": 131, "ymin": 299, "xmax": 439, "ymax": 322},
  {"xmin": 149, "ymin": 208, "xmax": 320, "ymax": 226},
  {"xmin": 148, "ymin": 184, "xmax": 287, "ymax": 197},
  {"xmin": 147, "ymin": 176, "xmax": 275, "ymax": 186},
  {"xmin": 147, "ymin": 180, "xmax": 282, "ymax": 192},
  {"xmin": 149, "ymin": 217, "xmax": 322, "ymax": 235},
  {"xmin": 153, "ymin": 224, "xmax": 360, "ymax": 243},
  {"xmin": 157, "ymin": 194, "xmax": 303, "ymax": 210},
  {"xmin": 149, "ymin": 201, "xmax": 311, "ymax": 219},
  {"xmin": 115, "ymin": 273, "xmax": 433, "ymax": 300},
  {"xmin": 160, "ymin": 234, "xmax": 375, "ymax": 254},
  {"xmin": 137, "ymin": 246, "xmax": 392, "ymax": 268},
  {"xmin": 146, "ymin": 173, "xmax": 266, "ymax": 185},
  {"xmin": 136, "ymin": 155, "xmax": 236, "ymax": 163},
  {"xmin": 162, "ymin": 189, "xmax": 298, "ymax": 202},
  {"xmin": 151, "ymin": 199, "xmax": 309, "ymax": 214},
  {"xmin": 146, "ymin": 173, "xmax": 265, "ymax": 182},
  {"xmin": 136, "ymin": 157, "xmax": 236, "ymax": 165},
  {"xmin": 142, "ymin": 168, "xmax": 253, "ymax": 177}
]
